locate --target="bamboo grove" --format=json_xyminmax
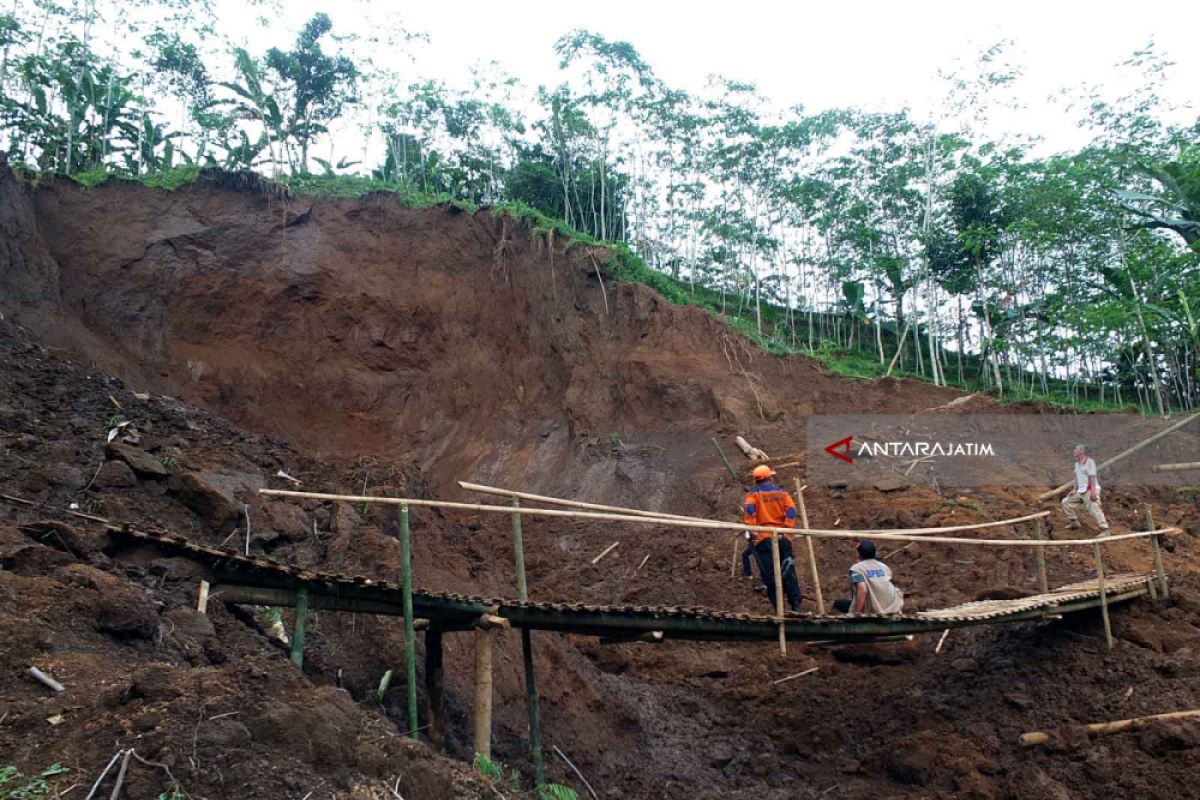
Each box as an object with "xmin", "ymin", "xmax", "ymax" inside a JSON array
[{"xmin": 1, "ymin": 2, "xmax": 1197, "ymax": 412}]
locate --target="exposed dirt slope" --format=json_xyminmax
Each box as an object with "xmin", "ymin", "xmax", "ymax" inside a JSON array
[
  {"xmin": 3, "ymin": 170, "xmax": 1200, "ymax": 800},
  {"xmin": 2, "ymin": 169, "xmax": 963, "ymax": 506}
]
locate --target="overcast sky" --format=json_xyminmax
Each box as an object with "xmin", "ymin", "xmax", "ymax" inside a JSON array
[{"xmin": 205, "ymin": 0, "xmax": 1197, "ymax": 157}]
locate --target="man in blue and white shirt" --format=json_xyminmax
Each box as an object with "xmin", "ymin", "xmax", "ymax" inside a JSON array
[{"xmin": 833, "ymin": 540, "xmax": 904, "ymax": 615}]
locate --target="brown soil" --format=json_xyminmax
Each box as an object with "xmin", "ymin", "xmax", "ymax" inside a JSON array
[{"xmin": 2, "ymin": 168, "xmax": 1200, "ymax": 800}]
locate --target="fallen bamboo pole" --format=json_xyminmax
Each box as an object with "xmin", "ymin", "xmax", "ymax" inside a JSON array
[
  {"xmin": 591, "ymin": 541, "xmax": 620, "ymax": 565},
  {"xmin": 772, "ymin": 666, "xmax": 819, "ymax": 686},
  {"xmin": 1037, "ymin": 413, "xmax": 1200, "ymax": 500},
  {"xmin": 934, "ymin": 629, "xmax": 950, "ymax": 655},
  {"xmin": 735, "ymin": 435, "xmax": 769, "ymax": 461},
  {"xmin": 259, "ymin": 490, "xmax": 1169, "ymax": 549},
  {"xmin": 28, "ymin": 666, "xmax": 64, "ymax": 692},
  {"xmin": 457, "ymin": 482, "xmax": 1052, "ymax": 538},
  {"xmin": 1020, "ymin": 709, "xmax": 1200, "ymax": 746},
  {"xmin": 1152, "ymin": 462, "xmax": 1200, "ymax": 472},
  {"xmin": 552, "ymin": 746, "xmax": 600, "ymax": 800},
  {"xmin": 795, "ymin": 480, "xmax": 825, "ymax": 614}
]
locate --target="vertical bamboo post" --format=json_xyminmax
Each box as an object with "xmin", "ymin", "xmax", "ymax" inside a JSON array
[
  {"xmin": 795, "ymin": 479, "xmax": 825, "ymax": 613},
  {"xmin": 290, "ymin": 586, "xmax": 308, "ymax": 668},
  {"xmin": 512, "ymin": 499, "xmax": 544, "ymax": 786},
  {"xmin": 424, "ymin": 629, "xmax": 444, "ymax": 750},
  {"xmin": 1033, "ymin": 518, "xmax": 1048, "ymax": 595},
  {"xmin": 473, "ymin": 627, "xmax": 493, "ymax": 759},
  {"xmin": 1094, "ymin": 541, "xmax": 1113, "ymax": 650},
  {"xmin": 1144, "ymin": 504, "xmax": 1168, "ymax": 599},
  {"xmin": 770, "ymin": 532, "xmax": 787, "ymax": 656},
  {"xmin": 399, "ymin": 504, "xmax": 419, "ymax": 740},
  {"xmin": 512, "ymin": 497, "xmax": 528, "ymax": 598},
  {"xmin": 196, "ymin": 579, "xmax": 210, "ymax": 614},
  {"xmin": 730, "ymin": 534, "xmax": 741, "ymax": 578}
]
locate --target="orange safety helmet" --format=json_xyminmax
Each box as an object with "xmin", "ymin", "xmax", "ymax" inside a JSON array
[{"xmin": 751, "ymin": 465, "xmax": 775, "ymax": 480}]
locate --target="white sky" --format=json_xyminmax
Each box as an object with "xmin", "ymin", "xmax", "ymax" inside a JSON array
[{"xmin": 217, "ymin": 0, "xmax": 1199, "ymax": 152}]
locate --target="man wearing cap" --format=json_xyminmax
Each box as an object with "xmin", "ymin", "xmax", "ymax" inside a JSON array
[
  {"xmin": 742, "ymin": 465, "xmax": 804, "ymax": 613},
  {"xmin": 1061, "ymin": 443, "xmax": 1110, "ymax": 536},
  {"xmin": 833, "ymin": 539, "xmax": 904, "ymax": 614}
]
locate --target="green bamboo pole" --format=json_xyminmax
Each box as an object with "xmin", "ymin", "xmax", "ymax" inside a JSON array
[
  {"xmin": 512, "ymin": 498, "xmax": 544, "ymax": 786},
  {"xmin": 1144, "ymin": 504, "xmax": 1169, "ymax": 599},
  {"xmin": 1034, "ymin": 518, "xmax": 1048, "ymax": 595},
  {"xmin": 290, "ymin": 586, "xmax": 308, "ymax": 667},
  {"xmin": 1094, "ymin": 541, "xmax": 1113, "ymax": 650},
  {"xmin": 400, "ymin": 504, "xmax": 419, "ymax": 740},
  {"xmin": 711, "ymin": 438, "xmax": 739, "ymax": 482}
]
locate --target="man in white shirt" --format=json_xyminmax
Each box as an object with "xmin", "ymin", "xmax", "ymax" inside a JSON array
[
  {"xmin": 832, "ymin": 540, "xmax": 904, "ymax": 614},
  {"xmin": 1061, "ymin": 444, "xmax": 1110, "ymax": 536}
]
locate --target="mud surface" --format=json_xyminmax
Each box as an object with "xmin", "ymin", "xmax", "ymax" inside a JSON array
[{"xmin": 2, "ymin": 170, "xmax": 1200, "ymax": 799}]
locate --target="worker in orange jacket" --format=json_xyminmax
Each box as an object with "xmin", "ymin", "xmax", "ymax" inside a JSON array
[{"xmin": 743, "ymin": 465, "xmax": 804, "ymax": 612}]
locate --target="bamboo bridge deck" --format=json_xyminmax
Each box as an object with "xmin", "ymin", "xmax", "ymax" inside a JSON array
[{"xmin": 113, "ymin": 527, "xmax": 1155, "ymax": 643}]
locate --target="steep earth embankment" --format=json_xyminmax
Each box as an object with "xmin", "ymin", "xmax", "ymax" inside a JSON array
[{"xmin": 3, "ymin": 169, "xmax": 1200, "ymax": 800}]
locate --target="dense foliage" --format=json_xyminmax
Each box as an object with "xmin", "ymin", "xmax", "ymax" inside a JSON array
[{"xmin": 1, "ymin": 3, "xmax": 1196, "ymax": 411}]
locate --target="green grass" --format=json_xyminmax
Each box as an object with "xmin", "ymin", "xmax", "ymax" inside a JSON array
[{"xmin": 0, "ymin": 764, "xmax": 69, "ymax": 800}]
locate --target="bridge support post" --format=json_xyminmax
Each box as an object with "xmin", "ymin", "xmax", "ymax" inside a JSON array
[
  {"xmin": 795, "ymin": 480, "xmax": 825, "ymax": 614},
  {"xmin": 511, "ymin": 501, "xmax": 544, "ymax": 786},
  {"xmin": 425, "ymin": 629, "xmax": 444, "ymax": 750},
  {"xmin": 290, "ymin": 586, "xmax": 309, "ymax": 667},
  {"xmin": 770, "ymin": 533, "xmax": 787, "ymax": 655},
  {"xmin": 473, "ymin": 627, "xmax": 493, "ymax": 759},
  {"xmin": 400, "ymin": 504, "xmax": 419, "ymax": 740},
  {"xmin": 1144, "ymin": 504, "xmax": 1168, "ymax": 599},
  {"xmin": 1034, "ymin": 518, "xmax": 1048, "ymax": 595},
  {"xmin": 1094, "ymin": 542, "xmax": 1113, "ymax": 650}
]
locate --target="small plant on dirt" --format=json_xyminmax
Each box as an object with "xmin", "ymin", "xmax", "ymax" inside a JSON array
[
  {"xmin": 538, "ymin": 785, "xmax": 579, "ymax": 800},
  {"xmin": 473, "ymin": 754, "xmax": 505, "ymax": 783},
  {"xmin": 0, "ymin": 763, "xmax": 69, "ymax": 800}
]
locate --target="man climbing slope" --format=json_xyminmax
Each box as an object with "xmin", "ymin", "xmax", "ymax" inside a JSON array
[
  {"xmin": 1061, "ymin": 444, "xmax": 1110, "ymax": 536},
  {"xmin": 742, "ymin": 466, "xmax": 804, "ymax": 612}
]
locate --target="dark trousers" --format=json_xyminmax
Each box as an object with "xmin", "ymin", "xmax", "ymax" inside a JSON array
[
  {"xmin": 741, "ymin": 543, "xmax": 758, "ymax": 577},
  {"xmin": 833, "ymin": 598, "xmax": 853, "ymax": 613},
  {"xmin": 754, "ymin": 537, "xmax": 804, "ymax": 612}
]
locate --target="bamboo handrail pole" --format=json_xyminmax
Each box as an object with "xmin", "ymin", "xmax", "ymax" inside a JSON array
[
  {"xmin": 1152, "ymin": 462, "xmax": 1200, "ymax": 472},
  {"xmin": 461, "ymin": 481, "xmax": 703, "ymax": 523},
  {"xmin": 399, "ymin": 505, "xmax": 419, "ymax": 740},
  {"xmin": 259, "ymin": 489, "xmax": 1170, "ymax": 548},
  {"xmin": 1037, "ymin": 412, "xmax": 1200, "ymax": 500},
  {"xmin": 1095, "ymin": 541, "xmax": 1113, "ymax": 650},
  {"xmin": 795, "ymin": 480, "xmax": 825, "ymax": 614},
  {"xmin": 1145, "ymin": 504, "xmax": 1169, "ymax": 599},
  {"xmin": 1034, "ymin": 518, "xmax": 1048, "ymax": 595},
  {"xmin": 770, "ymin": 532, "xmax": 786, "ymax": 655},
  {"xmin": 1019, "ymin": 709, "xmax": 1200, "ymax": 746},
  {"xmin": 459, "ymin": 481, "xmax": 1051, "ymax": 535}
]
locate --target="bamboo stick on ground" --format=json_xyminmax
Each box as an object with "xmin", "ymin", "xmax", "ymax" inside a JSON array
[
  {"xmin": 1020, "ymin": 709, "xmax": 1200, "ymax": 746},
  {"xmin": 591, "ymin": 541, "xmax": 619, "ymax": 565},
  {"xmin": 935, "ymin": 629, "xmax": 951, "ymax": 654},
  {"xmin": 28, "ymin": 667, "xmax": 64, "ymax": 692},
  {"xmin": 772, "ymin": 666, "xmax": 819, "ymax": 686},
  {"xmin": 1037, "ymin": 413, "xmax": 1200, "ymax": 500},
  {"xmin": 735, "ymin": 435, "xmax": 769, "ymax": 462}
]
